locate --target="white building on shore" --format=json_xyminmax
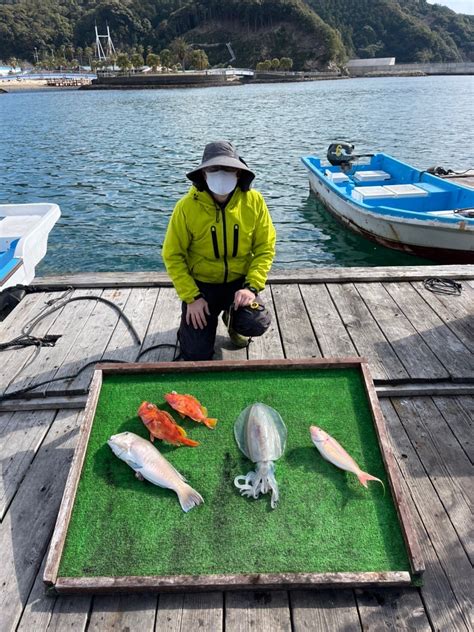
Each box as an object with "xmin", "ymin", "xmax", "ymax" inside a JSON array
[{"xmin": 347, "ymin": 58, "xmax": 396, "ymax": 67}]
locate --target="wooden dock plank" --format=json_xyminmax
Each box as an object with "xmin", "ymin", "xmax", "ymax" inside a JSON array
[
  {"xmin": 381, "ymin": 400, "xmax": 472, "ymax": 630},
  {"xmin": 225, "ymin": 591, "xmax": 291, "ymax": 632},
  {"xmin": 299, "ymin": 284, "xmax": 357, "ymax": 357},
  {"xmin": 0, "ymin": 409, "xmax": 82, "ymax": 632},
  {"xmin": 0, "ymin": 289, "xmax": 43, "ymax": 331},
  {"xmin": 432, "ymin": 395, "xmax": 473, "ymax": 463},
  {"xmin": 355, "ymin": 587, "xmax": 431, "ymax": 631},
  {"xmin": 248, "ymin": 288, "xmax": 284, "ymax": 360},
  {"xmin": 355, "ymin": 282, "xmax": 449, "ymax": 380},
  {"xmin": 391, "ymin": 397, "xmax": 473, "ymax": 561},
  {"xmin": 411, "ymin": 281, "xmax": 474, "ymax": 354},
  {"xmin": 33, "ymin": 264, "xmax": 474, "ymax": 289},
  {"xmin": 44, "ymin": 593, "xmax": 91, "ymax": 632},
  {"xmin": 97, "ymin": 287, "xmax": 158, "ymax": 363},
  {"xmin": 0, "ymin": 409, "xmax": 56, "ymax": 520},
  {"xmin": 384, "ymin": 283, "xmax": 473, "ymax": 381},
  {"xmin": 139, "ymin": 288, "xmax": 180, "ymax": 362},
  {"xmin": 327, "ymin": 283, "xmax": 409, "ymax": 382},
  {"xmin": 271, "ymin": 284, "xmax": 321, "ymax": 358},
  {"xmin": 88, "ymin": 593, "xmax": 157, "ymax": 631},
  {"xmin": 290, "ymin": 589, "xmax": 361, "ymax": 631},
  {"xmin": 16, "ymin": 553, "xmax": 57, "ymax": 631},
  {"xmin": 52, "ymin": 288, "xmax": 131, "ymax": 392},
  {"xmin": 2, "ymin": 289, "xmax": 102, "ymax": 398},
  {"xmin": 155, "ymin": 592, "xmax": 223, "ymax": 630}
]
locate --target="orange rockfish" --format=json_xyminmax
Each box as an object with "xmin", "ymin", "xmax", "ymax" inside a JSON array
[
  {"xmin": 164, "ymin": 391, "xmax": 217, "ymax": 429},
  {"xmin": 138, "ymin": 401, "xmax": 199, "ymax": 447},
  {"xmin": 310, "ymin": 426, "xmax": 384, "ymax": 491}
]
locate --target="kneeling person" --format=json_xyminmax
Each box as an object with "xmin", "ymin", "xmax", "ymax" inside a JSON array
[{"xmin": 162, "ymin": 140, "xmax": 276, "ymax": 360}]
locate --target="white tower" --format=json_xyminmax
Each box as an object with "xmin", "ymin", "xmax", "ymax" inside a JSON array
[{"xmin": 95, "ymin": 25, "xmax": 116, "ymax": 63}]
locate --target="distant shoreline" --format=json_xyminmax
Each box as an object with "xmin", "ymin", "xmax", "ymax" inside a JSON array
[{"xmin": 1, "ymin": 64, "xmax": 473, "ymax": 93}]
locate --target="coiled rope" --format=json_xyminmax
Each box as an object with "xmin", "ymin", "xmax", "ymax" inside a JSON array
[{"xmin": 422, "ymin": 278, "xmax": 462, "ymax": 296}]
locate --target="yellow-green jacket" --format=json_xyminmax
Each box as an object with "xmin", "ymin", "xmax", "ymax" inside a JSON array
[{"xmin": 162, "ymin": 186, "xmax": 276, "ymax": 303}]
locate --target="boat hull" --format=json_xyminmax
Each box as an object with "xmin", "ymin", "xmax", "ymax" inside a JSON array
[
  {"xmin": 306, "ymin": 169, "xmax": 474, "ymax": 264},
  {"xmin": 0, "ymin": 203, "xmax": 61, "ymax": 290}
]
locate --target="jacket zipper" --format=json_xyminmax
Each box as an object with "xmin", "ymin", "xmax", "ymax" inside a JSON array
[
  {"xmin": 232, "ymin": 224, "xmax": 239, "ymax": 257},
  {"xmin": 210, "ymin": 226, "xmax": 219, "ymax": 259},
  {"xmin": 221, "ymin": 207, "xmax": 229, "ymax": 282}
]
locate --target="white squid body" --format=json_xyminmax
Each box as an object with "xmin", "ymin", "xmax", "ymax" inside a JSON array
[
  {"xmin": 234, "ymin": 403, "xmax": 287, "ymax": 509},
  {"xmin": 107, "ymin": 431, "xmax": 203, "ymax": 512}
]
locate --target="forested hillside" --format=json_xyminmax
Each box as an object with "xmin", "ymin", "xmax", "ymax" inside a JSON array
[
  {"xmin": 309, "ymin": 0, "xmax": 473, "ymax": 62},
  {"xmin": 0, "ymin": 0, "xmax": 472, "ymax": 69}
]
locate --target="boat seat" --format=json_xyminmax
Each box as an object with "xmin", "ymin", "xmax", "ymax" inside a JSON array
[
  {"xmin": 352, "ymin": 184, "xmax": 429, "ymax": 202},
  {"xmin": 383, "ymin": 184, "xmax": 428, "ymax": 197},
  {"xmin": 352, "ymin": 186, "xmax": 396, "ymax": 201},
  {"xmin": 324, "ymin": 170, "xmax": 349, "ymax": 183},
  {"xmin": 353, "ymin": 170, "xmax": 391, "ymax": 183}
]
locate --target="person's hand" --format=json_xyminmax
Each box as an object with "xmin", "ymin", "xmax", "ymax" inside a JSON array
[
  {"xmin": 186, "ymin": 298, "xmax": 210, "ymax": 329},
  {"xmin": 233, "ymin": 288, "xmax": 256, "ymax": 309}
]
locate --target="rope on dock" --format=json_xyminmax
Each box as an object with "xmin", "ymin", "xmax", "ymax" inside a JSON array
[
  {"xmin": 0, "ymin": 286, "xmax": 180, "ymax": 402},
  {"xmin": 422, "ymin": 277, "xmax": 462, "ymax": 295}
]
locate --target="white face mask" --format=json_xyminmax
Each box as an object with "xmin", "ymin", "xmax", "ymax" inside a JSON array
[{"xmin": 205, "ymin": 170, "xmax": 238, "ymax": 196}]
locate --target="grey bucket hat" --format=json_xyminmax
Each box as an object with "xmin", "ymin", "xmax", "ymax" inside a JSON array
[{"xmin": 186, "ymin": 141, "xmax": 256, "ymax": 191}]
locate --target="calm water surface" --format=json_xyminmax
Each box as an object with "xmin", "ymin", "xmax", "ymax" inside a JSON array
[{"xmin": 1, "ymin": 75, "xmax": 473, "ymax": 275}]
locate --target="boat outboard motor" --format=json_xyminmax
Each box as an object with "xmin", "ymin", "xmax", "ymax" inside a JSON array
[{"xmin": 327, "ymin": 143, "xmax": 374, "ymax": 173}]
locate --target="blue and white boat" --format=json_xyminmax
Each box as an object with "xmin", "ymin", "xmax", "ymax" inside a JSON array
[
  {"xmin": 302, "ymin": 146, "xmax": 474, "ymax": 263},
  {"xmin": 0, "ymin": 203, "xmax": 61, "ymax": 290}
]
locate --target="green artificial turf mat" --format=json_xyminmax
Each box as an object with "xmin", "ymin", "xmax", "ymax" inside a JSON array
[{"xmin": 58, "ymin": 367, "xmax": 411, "ymax": 579}]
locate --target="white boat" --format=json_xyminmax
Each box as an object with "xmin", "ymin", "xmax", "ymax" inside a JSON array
[
  {"xmin": 0, "ymin": 203, "xmax": 61, "ymax": 290},
  {"xmin": 302, "ymin": 146, "xmax": 474, "ymax": 263}
]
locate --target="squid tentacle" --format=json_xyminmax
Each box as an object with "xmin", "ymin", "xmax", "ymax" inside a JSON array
[
  {"xmin": 266, "ymin": 470, "xmax": 280, "ymax": 509},
  {"xmin": 234, "ymin": 461, "xmax": 279, "ymax": 509}
]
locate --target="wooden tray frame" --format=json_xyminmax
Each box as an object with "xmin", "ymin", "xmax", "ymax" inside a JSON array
[{"xmin": 44, "ymin": 358, "xmax": 424, "ymax": 593}]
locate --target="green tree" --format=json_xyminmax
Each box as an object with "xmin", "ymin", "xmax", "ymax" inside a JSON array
[
  {"xmin": 116, "ymin": 52, "xmax": 131, "ymax": 71},
  {"xmin": 146, "ymin": 52, "xmax": 160, "ymax": 71},
  {"xmin": 271, "ymin": 57, "xmax": 280, "ymax": 70},
  {"xmin": 84, "ymin": 46, "xmax": 94, "ymax": 67},
  {"xmin": 130, "ymin": 52, "xmax": 144, "ymax": 69},
  {"xmin": 160, "ymin": 48, "xmax": 172, "ymax": 70},
  {"xmin": 279, "ymin": 57, "xmax": 293, "ymax": 71},
  {"xmin": 189, "ymin": 49, "xmax": 209, "ymax": 70},
  {"xmin": 170, "ymin": 37, "xmax": 192, "ymax": 70}
]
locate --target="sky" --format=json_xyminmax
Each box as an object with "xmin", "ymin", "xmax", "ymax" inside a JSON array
[{"xmin": 426, "ymin": 0, "xmax": 474, "ymax": 14}]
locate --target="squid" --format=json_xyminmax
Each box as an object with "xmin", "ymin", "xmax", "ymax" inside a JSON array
[{"xmin": 233, "ymin": 403, "xmax": 287, "ymax": 509}]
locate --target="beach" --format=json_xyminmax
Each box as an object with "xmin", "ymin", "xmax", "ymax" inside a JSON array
[
  {"xmin": 0, "ymin": 78, "xmax": 91, "ymax": 91},
  {"xmin": 0, "ymin": 78, "xmax": 50, "ymax": 91}
]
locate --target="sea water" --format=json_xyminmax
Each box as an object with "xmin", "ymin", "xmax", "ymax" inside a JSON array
[{"xmin": 0, "ymin": 75, "xmax": 473, "ymax": 274}]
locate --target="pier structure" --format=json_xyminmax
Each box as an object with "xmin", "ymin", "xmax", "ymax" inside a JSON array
[{"xmin": 0, "ymin": 262, "xmax": 472, "ymax": 630}]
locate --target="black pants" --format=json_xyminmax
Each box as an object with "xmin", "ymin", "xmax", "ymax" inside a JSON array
[{"xmin": 178, "ymin": 278, "xmax": 267, "ymax": 361}]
